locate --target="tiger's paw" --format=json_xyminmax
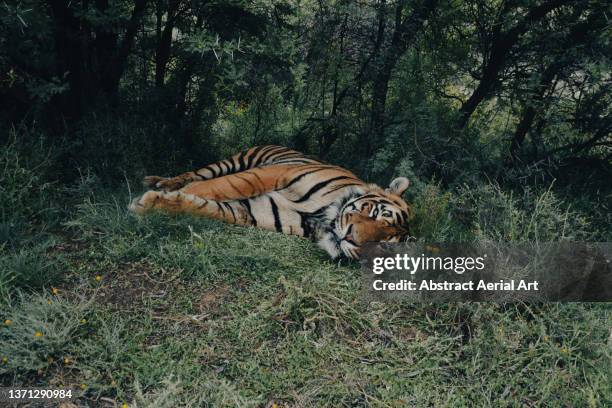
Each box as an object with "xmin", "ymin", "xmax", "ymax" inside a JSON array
[
  {"xmin": 128, "ymin": 191, "xmax": 162, "ymax": 215},
  {"xmin": 143, "ymin": 176, "xmax": 165, "ymax": 189},
  {"xmin": 143, "ymin": 176, "xmax": 185, "ymax": 191}
]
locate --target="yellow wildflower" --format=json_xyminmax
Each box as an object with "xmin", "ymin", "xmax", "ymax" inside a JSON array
[
  {"xmin": 4, "ymin": 319, "xmax": 12, "ymax": 326},
  {"xmin": 51, "ymin": 287, "xmax": 59, "ymax": 295},
  {"xmin": 95, "ymin": 275, "xmax": 102, "ymax": 282},
  {"xmin": 34, "ymin": 331, "xmax": 43, "ymax": 337},
  {"xmin": 80, "ymin": 384, "xmax": 87, "ymax": 390}
]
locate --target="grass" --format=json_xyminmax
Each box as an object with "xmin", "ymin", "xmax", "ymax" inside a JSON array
[{"xmin": 0, "ymin": 184, "xmax": 610, "ymax": 407}]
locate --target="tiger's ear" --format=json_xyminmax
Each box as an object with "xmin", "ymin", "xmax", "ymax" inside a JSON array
[{"xmin": 386, "ymin": 177, "xmax": 410, "ymax": 196}]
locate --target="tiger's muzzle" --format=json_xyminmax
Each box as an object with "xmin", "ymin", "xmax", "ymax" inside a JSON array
[{"xmin": 336, "ymin": 212, "xmax": 410, "ymax": 259}]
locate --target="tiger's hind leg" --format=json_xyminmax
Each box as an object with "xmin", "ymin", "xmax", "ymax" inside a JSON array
[
  {"xmin": 129, "ymin": 190, "xmax": 253, "ymax": 226},
  {"xmin": 143, "ymin": 145, "xmax": 311, "ymax": 191}
]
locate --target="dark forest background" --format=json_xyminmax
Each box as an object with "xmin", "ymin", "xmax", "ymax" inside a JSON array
[{"xmin": 1, "ymin": 0, "xmax": 610, "ymax": 235}]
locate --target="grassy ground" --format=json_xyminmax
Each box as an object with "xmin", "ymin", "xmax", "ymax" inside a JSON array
[{"xmin": 1, "ymin": 184, "xmax": 610, "ymax": 407}]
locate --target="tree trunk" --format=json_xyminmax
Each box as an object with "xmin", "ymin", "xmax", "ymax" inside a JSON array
[
  {"xmin": 155, "ymin": 1, "xmax": 180, "ymax": 87},
  {"xmin": 101, "ymin": 0, "xmax": 148, "ymax": 96},
  {"xmin": 457, "ymin": 0, "xmax": 569, "ymax": 129},
  {"xmin": 508, "ymin": 9, "xmax": 597, "ymax": 164},
  {"xmin": 48, "ymin": 0, "xmax": 88, "ymax": 123},
  {"xmin": 508, "ymin": 69, "xmax": 557, "ymax": 164},
  {"xmin": 364, "ymin": 0, "xmax": 438, "ymax": 158},
  {"xmin": 47, "ymin": 0, "xmax": 148, "ymax": 123}
]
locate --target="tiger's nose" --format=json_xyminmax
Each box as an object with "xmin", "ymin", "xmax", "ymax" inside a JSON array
[{"xmin": 343, "ymin": 224, "xmax": 355, "ymax": 242}]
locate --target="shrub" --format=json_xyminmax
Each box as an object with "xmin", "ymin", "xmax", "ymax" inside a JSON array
[
  {"xmin": 455, "ymin": 183, "xmax": 592, "ymax": 242},
  {"xmin": 410, "ymin": 181, "xmax": 592, "ymax": 243},
  {"xmin": 0, "ymin": 245, "xmax": 63, "ymax": 303},
  {"xmin": 0, "ymin": 292, "xmax": 91, "ymax": 376},
  {"xmin": 0, "ymin": 135, "xmax": 55, "ymax": 222}
]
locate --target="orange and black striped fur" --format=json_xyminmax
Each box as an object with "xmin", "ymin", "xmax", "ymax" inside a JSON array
[{"xmin": 129, "ymin": 146, "xmax": 413, "ymax": 259}]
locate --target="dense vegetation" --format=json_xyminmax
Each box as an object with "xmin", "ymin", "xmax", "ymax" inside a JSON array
[
  {"xmin": 0, "ymin": 0, "xmax": 610, "ymax": 405},
  {"xmin": 2, "ymin": 0, "xmax": 610, "ymax": 186}
]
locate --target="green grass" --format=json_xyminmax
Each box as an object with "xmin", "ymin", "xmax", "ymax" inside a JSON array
[{"xmin": 1, "ymin": 187, "xmax": 610, "ymax": 407}]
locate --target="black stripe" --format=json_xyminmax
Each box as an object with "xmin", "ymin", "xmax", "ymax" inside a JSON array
[
  {"xmin": 293, "ymin": 176, "xmax": 355, "ymax": 203},
  {"xmin": 266, "ymin": 147, "xmax": 293, "ymax": 163},
  {"xmin": 298, "ymin": 211, "xmax": 312, "ymax": 237},
  {"xmin": 252, "ymin": 146, "xmax": 275, "ymax": 167},
  {"xmin": 353, "ymin": 194, "xmax": 379, "ymax": 201},
  {"xmin": 281, "ymin": 168, "xmax": 328, "ymax": 190},
  {"xmin": 195, "ymin": 170, "xmax": 207, "ymax": 179},
  {"xmin": 217, "ymin": 201, "xmax": 226, "ymax": 217},
  {"xmin": 247, "ymin": 146, "xmax": 266, "ymax": 168},
  {"xmin": 322, "ymin": 183, "xmax": 361, "ymax": 196},
  {"xmin": 274, "ymin": 158, "xmax": 319, "ymax": 165},
  {"xmin": 219, "ymin": 161, "xmax": 227, "ymax": 174},
  {"xmin": 280, "ymin": 152, "xmax": 304, "ymax": 158},
  {"xmin": 234, "ymin": 174, "xmax": 257, "ymax": 190},
  {"xmin": 239, "ymin": 199, "xmax": 256, "ymax": 226},
  {"xmin": 259, "ymin": 146, "xmax": 284, "ymax": 164},
  {"xmin": 227, "ymin": 179, "xmax": 245, "ymax": 195},
  {"xmin": 228, "ymin": 158, "xmax": 235, "ymax": 173},
  {"xmin": 400, "ymin": 210, "xmax": 409, "ymax": 225},
  {"xmin": 225, "ymin": 202, "xmax": 237, "ymax": 222},
  {"xmin": 269, "ymin": 197, "xmax": 283, "ymax": 232},
  {"xmin": 238, "ymin": 150, "xmax": 247, "ymax": 170},
  {"xmin": 209, "ymin": 165, "xmax": 218, "ymax": 177},
  {"xmin": 268, "ymin": 150, "xmax": 300, "ymax": 162},
  {"xmin": 243, "ymin": 170, "xmax": 265, "ymax": 187}
]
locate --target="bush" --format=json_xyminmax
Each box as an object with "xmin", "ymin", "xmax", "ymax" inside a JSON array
[
  {"xmin": 0, "ymin": 245, "xmax": 63, "ymax": 303},
  {"xmin": 0, "ymin": 137, "xmax": 55, "ymax": 222},
  {"xmin": 0, "ymin": 292, "xmax": 91, "ymax": 376},
  {"xmin": 410, "ymin": 181, "xmax": 592, "ymax": 243},
  {"xmin": 411, "ymin": 182, "xmax": 469, "ymax": 241},
  {"xmin": 455, "ymin": 183, "xmax": 592, "ymax": 242}
]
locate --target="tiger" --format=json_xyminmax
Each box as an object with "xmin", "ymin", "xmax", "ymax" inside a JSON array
[{"xmin": 129, "ymin": 145, "xmax": 413, "ymax": 259}]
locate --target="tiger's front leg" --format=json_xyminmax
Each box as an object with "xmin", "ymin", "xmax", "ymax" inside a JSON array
[
  {"xmin": 129, "ymin": 190, "xmax": 306, "ymax": 237},
  {"xmin": 129, "ymin": 191, "xmax": 253, "ymax": 226}
]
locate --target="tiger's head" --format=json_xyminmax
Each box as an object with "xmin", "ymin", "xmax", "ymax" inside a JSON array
[{"xmin": 318, "ymin": 177, "xmax": 413, "ymax": 259}]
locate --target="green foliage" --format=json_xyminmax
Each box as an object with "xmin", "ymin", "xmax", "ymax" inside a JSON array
[
  {"xmin": 455, "ymin": 183, "xmax": 592, "ymax": 242},
  {"xmin": 0, "ymin": 246, "xmax": 62, "ymax": 302},
  {"xmin": 0, "ymin": 137, "xmax": 55, "ymax": 222},
  {"xmin": 0, "ymin": 135, "xmax": 63, "ymax": 255},
  {"xmin": 411, "ymin": 183, "xmax": 466, "ymax": 242},
  {"xmin": 0, "ymin": 292, "xmax": 91, "ymax": 375},
  {"xmin": 411, "ymin": 181, "xmax": 594, "ymax": 243}
]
